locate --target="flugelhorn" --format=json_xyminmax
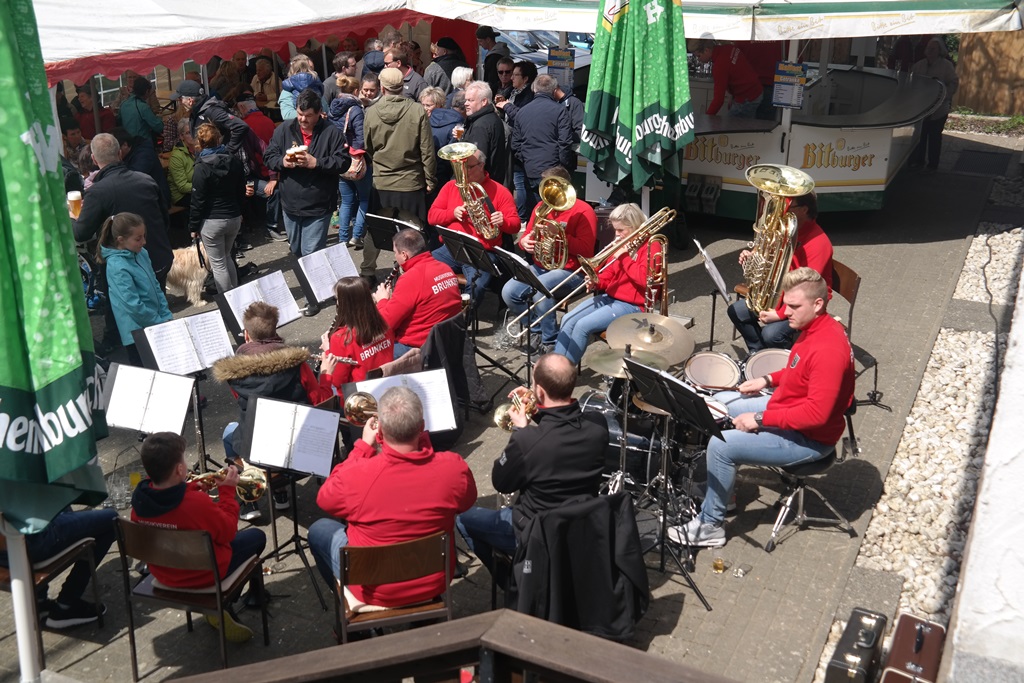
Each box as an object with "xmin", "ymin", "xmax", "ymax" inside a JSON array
[
  {"xmin": 188, "ymin": 465, "xmax": 268, "ymax": 503},
  {"xmin": 532, "ymin": 176, "xmax": 576, "ymax": 270},
  {"xmin": 506, "ymin": 207, "xmax": 677, "ymax": 339},
  {"xmin": 493, "ymin": 389, "xmax": 538, "ymax": 431},
  {"xmin": 343, "ymin": 391, "xmax": 378, "ymax": 426}
]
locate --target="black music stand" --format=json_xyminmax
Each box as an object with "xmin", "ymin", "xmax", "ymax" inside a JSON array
[
  {"xmin": 365, "ymin": 213, "xmax": 421, "ymax": 251},
  {"xmin": 693, "ymin": 238, "xmax": 732, "ymax": 351},
  {"xmin": 437, "ymin": 228, "xmax": 522, "ymax": 396},
  {"xmin": 492, "ymin": 247, "xmax": 556, "ymax": 388},
  {"xmin": 624, "ymin": 358, "xmax": 717, "ymax": 612}
]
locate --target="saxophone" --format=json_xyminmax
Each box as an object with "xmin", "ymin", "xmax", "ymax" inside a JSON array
[
  {"xmin": 438, "ymin": 142, "xmax": 498, "ymax": 240},
  {"xmin": 532, "ymin": 176, "xmax": 576, "ymax": 270},
  {"xmin": 742, "ymin": 164, "xmax": 816, "ymax": 314}
]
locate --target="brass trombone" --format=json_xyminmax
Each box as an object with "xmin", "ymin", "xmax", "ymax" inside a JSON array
[
  {"xmin": 645, "ymin": 234, "xmax": 670, "ymax": 315},
  {"xmin": 505, "ymin": 207, "xmax": 677, "ymax": 339}
]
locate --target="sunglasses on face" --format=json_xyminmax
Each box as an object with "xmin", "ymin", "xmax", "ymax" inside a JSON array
[{"xmin": 498, "ymin": 70, "xmax": 512, "ymax": 75}]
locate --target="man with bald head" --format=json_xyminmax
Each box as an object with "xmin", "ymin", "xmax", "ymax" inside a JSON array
[{"xmin": 457, "ymin": 353, "xmax": 609, "ymax": 574}]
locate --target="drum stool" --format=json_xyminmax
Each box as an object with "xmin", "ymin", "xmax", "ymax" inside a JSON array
[{"xmin": 764, "ymin": 450, "xmax": 855, "ymax": 553}]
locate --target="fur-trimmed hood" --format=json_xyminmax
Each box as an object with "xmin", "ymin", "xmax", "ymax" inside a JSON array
[{"xmin": 211, "ymin": 346, "xmax": 310, "ymax": 382}]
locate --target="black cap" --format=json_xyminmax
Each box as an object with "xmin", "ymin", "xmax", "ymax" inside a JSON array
[
  {"xmin": 436, "ymin": 37, "xmax": 461, "ymax": 53},
  {"xmin": 170, "ymin": 80, "xmax": 204, "ymax": 100}
]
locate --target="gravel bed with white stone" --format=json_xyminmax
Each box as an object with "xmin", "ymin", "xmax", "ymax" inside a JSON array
[{"xmin": 813, "ymin": 202, "xmax": 1021, "ymax": 680}]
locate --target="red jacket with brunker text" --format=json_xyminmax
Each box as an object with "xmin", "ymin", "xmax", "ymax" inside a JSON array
[
  {"xmin": 597, "ymin": 239, "xmax": 657, "ymax": 306},
  {"xmin": 763, "ymin": 313, "xmax": 854, "ymax": 445},
  {"xmin": 519, "ymin": 198, "xmax": 597, "ymax": 272},
  {"xmin": 316, "ymin": 434, "xmax": 477, "ymax": 606},
  {"xmin": 322, "ymin": 326, "xmax": 395, "ymax": 389},
  {"xmin": 376, "ymin": 251, "xmax": 462, "ymax": 348},
  {"xmin": 428, "ymin": 174, "xmax": 520, "ymax": 249}
]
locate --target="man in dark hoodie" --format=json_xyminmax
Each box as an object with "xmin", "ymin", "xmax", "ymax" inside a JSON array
[
  {"xmin": 456, "ymin": 353, "xmax": 608, "ymax": 574},
  {"xmin": 131, "ymin": 432, "xmax": 266, "ymax": 642},
  {"xmin": 212, "ymin": 301, "xmax": 335, "ymax": 519}
]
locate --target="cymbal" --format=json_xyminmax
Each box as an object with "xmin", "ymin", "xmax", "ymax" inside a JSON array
[
  {"xmin": 632, "ymin": 393, "xmax": 670, "ymax": 417},
  {"xmin": 605, "ymin": 313, "xmax": 695, "ymax": 365},
  {"xmin": 587, "ymin": 348, "xmax": 668, "ymax": 379}
]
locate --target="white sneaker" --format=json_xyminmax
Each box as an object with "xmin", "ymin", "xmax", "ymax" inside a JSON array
[
  {"xmin": 239, "ymin": 502, "xmax": 261, "ymax": 521},
  {"xmin": 667, "ymin": 517, "xmax": 726, "ymax": 547}
]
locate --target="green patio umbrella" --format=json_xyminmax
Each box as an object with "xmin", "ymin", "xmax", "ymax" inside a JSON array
[
  {"xmin": 1, "ymin": 1, "xmax": 108, "ymax": 679},
  {"xmin": 581, "ymin": 0, "xmax": 696, "ymax": 191}
]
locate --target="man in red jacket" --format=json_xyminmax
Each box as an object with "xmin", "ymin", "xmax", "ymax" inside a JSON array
[
  {"xmin": 669, "ymin": 268, "xmax": 854, "ymax": 547},
  {"xmin": 429, "ymin": 147, "xmax": 520, "ymax": 307},
  {"xmin": 131, "ymin": 432, "xmax": 266, "ymax": 641},
  {"xmin": 374, "ymin": 228, "xmax": 462, "ymax": 358},
  {"xmin": 308, "ymin": 387, "xmax": 477, "ymax": 607},
  {"xmin": 694, "ymin": 38, "xmax": 765, "ymax": 118}
]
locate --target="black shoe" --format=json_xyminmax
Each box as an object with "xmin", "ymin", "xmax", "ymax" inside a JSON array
[
  {"xmin": 352, "ymin": 237, "xmax": 364, "ymax": 251},
  {"xmin": 45, "ymin": 600, "xmax": 107, "ymax": 629},
  {"xmin": 36, "ymin": 599, "xmax": 58, "ymax": 620},
  {"xmin": 272, "ymin": 486, "xmax": 291, "ymax": 510},
  {"xmin": 237, "ymin": 262, "xmax": 260, "ymax": 280},
  {"xmin": 266, "ymin": 227, "xmax": 288, "ymax": 242},
  {"xmin": 304, "ymin": 302, "xmax": 320, "ymax": 317},
  {"xmin": 236, "ymin": 240, "xmax": 254, "ymax": 252}
]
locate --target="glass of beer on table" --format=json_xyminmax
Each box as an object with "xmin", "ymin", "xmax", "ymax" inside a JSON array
[{"xmin": 67, "ymin": 191, "xmax": 82, "ymax": 219}]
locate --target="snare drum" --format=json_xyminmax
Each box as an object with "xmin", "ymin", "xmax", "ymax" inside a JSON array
[
  {"xmin": 743, "ymin": 348, "xmax": 790, "ymax": 383},
  {"xmin": 579, "ymin": 390, "xmax": 662, "ymax": 485},
  {"xmin": 682, "ymin": 352, "xmax": 741, "ymax": 392}
]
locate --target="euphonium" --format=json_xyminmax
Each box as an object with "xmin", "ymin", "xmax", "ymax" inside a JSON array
[
  {"xmin": 438, "ymin": 142, "xmax": 499, "ymax": 240},
  {"xmin": 532, "ymin": 176, "xmax": 576, "ymax": 270},
  {"xmin": 343, "ymin": 391, "xmax": 378, "ymax": 426},
  {"xmin": 742, "ymin": 164, "xmax": 815, "ymax": 314},
  {"xmin": 188, "ymin": 465, "xmax": 269, "ymax": 503},
  {"xmin": 493, "ymin": 389, "xmax": 538, "ymax": 431},
  {"xmin": 645, "ymin": 234, "xmax": 670, "ymax": 315}
]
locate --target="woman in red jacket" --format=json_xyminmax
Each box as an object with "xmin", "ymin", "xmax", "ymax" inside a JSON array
[
  {"xmin": 554, "ymin": 203, "xmax": 655, "ymax": 365},
  {"xmin": 319, "ymin": 276, "xmax": 395, "ymax": 389}
]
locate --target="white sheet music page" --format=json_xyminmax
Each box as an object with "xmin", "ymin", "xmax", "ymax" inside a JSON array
[
  {"xmin": 186, "ymin": 311, "xmax": 234, "ymax": 369},
  {"xmin": 353, "ymin": 368, "xmax": 456, "ymax": 432},
  {"xmin": 143, "ymin": 320, "xmax": 200, "ymax": 375},
  {"xmin": 324, "ymin": 242, "xmax": 358, "ymax": 281},
  {"xmin": 248, "ymin": 399, "xmax": 297, "ymax": 469},
  {"xmin": 289, "ymin": 405, "xmax": 339, "ymax": 477},
  {"xmin": 257, "ymin": 271, "xmax": 302, "ymax": 325},
  {"xmin": 693, "ymin": 238, "xmax": 731, "ymax": 302},
  {"xmin": 105, "ymin": 364, "xmax": 194, "ymax": 433},
  {"xmin": 298, "ymin": 251, "xmax": 337, "ymax": 303},
  {"xmin": 223, "ymin": 281, "xmax": 261, "ymax": 330}
]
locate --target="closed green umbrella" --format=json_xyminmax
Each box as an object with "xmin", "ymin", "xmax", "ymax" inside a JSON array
[
  {"xmin": 582, "ymin": 0, "xmax": 696, "ymax": 191},
  {"xmin": 1, "ymin": 1, "xmax": 108, "ymax": 679}
]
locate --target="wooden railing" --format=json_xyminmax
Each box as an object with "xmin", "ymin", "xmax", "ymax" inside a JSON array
[{"xmin": 176, "ymin": 609, "xmax": 739, "ymax": 683}]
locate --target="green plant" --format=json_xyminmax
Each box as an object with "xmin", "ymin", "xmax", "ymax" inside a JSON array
[
  {"xmin": 953, "ymin": 105, "xmax": 976, "ymax": 115},
  {"xmin": 988, "ymin": 115, "xmax": 1024, "ymax": 134}
]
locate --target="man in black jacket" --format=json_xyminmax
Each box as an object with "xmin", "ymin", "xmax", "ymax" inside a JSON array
[
  {"xmin": 172, "ymin": 80, "xmax": 252, "ymax": 158},
  {"xmin": 511, "ymin": 75, "xmax": 574, "ymax": 213},
  {"xmin": 457, "ymin": 353, "xmax": 608, "ymax": 573},
  {"xmin": 111, "ymin": 127, "xmax": 171, "ymax": 206},
  {"xmin": 463, "ymin": 81, "xmax": 508, "ymax": 185}
]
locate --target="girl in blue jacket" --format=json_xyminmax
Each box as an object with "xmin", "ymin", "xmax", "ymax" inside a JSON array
[{"xmin": 96, "ymin": 212, "xmax": 172, "ymax": 365}]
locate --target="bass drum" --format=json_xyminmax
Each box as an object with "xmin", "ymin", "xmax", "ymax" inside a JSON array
[
  {"xmin": 579, "ymin": 390, "xmax": 662, "ymax": 486},
  {"xmin": 743, "ymin": 348, "xmax": 790, "ymax": 383},
  {"xmin": 682, "ymin": 352, "xmax": 741, "ymax": 393}
]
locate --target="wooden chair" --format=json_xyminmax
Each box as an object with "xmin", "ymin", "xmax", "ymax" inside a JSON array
[
  {"xmin": 0, "ymin": 535, "xmax": 103, "ymax": 669},
  {"xmin": 830, "ymin": 259, "xmax": 861, "ymax": 343},
  {"xmin": 335, "ymin": 530, "xmax": 452, "ymax": 644},
  {"xmin": 114, "ymin": 519, "xmax": 269, "ymax": 681}
]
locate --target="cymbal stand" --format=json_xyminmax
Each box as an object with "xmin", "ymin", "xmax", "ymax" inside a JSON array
[
  {"xmin": 601, "ymin": 346, "xmax": 635, "ymax": 495},
  {"xmin": 636, "ymin": 415, "xmax": 712, "ymax": 611},
  {"xmin": 708, "ymin": 290, "xmax": 719, "ymax": 351}
]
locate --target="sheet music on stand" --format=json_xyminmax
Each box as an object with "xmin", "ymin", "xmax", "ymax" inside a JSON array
[
  {"xmin": 133, "ymin": 311, "xmax": 234, "ymax": 375},
  {"xmin": 623, "ymin": 358, "xmax": 724, "ymax": 441},
  {"xmin": 245, "ymin": 397, "xmax": 339, "ymax": 478},
  {"xmin": 345, "ymin": 368, "xmax": 456, "ymax": 433},
  {"xmin": 103, "ymin": 363, "xmax": 195, "ymax": 434},
  {"xmin": 693, "ymin": 238, "xmax": 731, "ymax": 303},
  {"xmin": 492, "ymin": 247, "xmax": 553, "ymax": 298},
  {"xmin": 365, "ymin": 213, "xmax": 423, "ymax": 251},
  {"xmin": 295, "ymin": 242, "xmax": 359, "ymax": 305},
  {"xmin": 217, "ymin": 270, "xmax": 301, "ymax": 337},
  {"xmin": 437, "ymin": 226, "xmax": 500, "ymax": 277}
]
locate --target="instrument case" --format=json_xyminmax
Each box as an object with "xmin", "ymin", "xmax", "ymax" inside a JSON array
[
  {"xmin": 882, "ymin": 613, "xmax": 946, "ymax": 682},
  {"xmin": 824, "ymin": 607, "xmax": 888, "ymax": 683}
]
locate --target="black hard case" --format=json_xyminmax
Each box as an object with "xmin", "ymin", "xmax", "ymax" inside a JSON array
[{"xmin": 824, "ymin": 607, "xmax": 888, "ymax": 683}]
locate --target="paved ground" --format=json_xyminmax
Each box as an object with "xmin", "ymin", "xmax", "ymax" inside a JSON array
[{"xmin": 2, "ymin": 131, "xmax": 1022, "ymax": 682}]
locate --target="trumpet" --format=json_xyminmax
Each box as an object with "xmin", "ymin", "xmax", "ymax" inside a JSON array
[
  {"xmin": 493, "ymin": 389, "xmax": 538, "ymax": 431},
  {"xmin": 506, "ymin": 207, "xmax": 677, "ymax": 339},
  {"xmin": 188, "ymin": 465, "xmax": 268, "ymax": 503},
  {"xmin": 343, "ymin": 391, "xmax": 378, "ymax": 426}
]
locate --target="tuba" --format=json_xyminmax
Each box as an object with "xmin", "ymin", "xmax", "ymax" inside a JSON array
[
  {"xmin": 438, "ymin": 142, "xmax": 499, "ymax": 240},
  {"xmin": 742, "ymin": 164, "xmax": 815, "ymax": 314},
  {"xmin": 532, "ymin": 176, "xmax": 576, "ymax": 271},
  {"xmin": 645, "ymin": 234, "xmax": 669, "ymax": 315}
]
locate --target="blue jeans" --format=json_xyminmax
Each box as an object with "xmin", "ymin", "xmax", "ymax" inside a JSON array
[
  {"xmin": 554, "ymin": 294, "xmax": 640, "ymax": 365},
  {"xmin": 502, "ymin": 266, "xmax": 583, "ymax": 345},
  {"xmin": 700, "ymin": 392, "xmax": 834, "ymax": 526},
  {"xmin": 338, "ymin": 163, "xmax": 372, "ymax": 242},
  {"xmin": 393, "ymin": 341, "xmax": 416, "ymax": 359},
  {"xmin": 728, "ymin": 298, "xmax": 797, "ymax": 354},
  {"xmin": 456, "ymin": 506, "xmax": 516, "ymax": 574},
  {"xmin": 282, "ymin": 212, "xmax": 332, "ymax": 257},
  {"xmin": 226, "ymin": 528, "xmax": 267, "ymax": 576},
  {"xmin": 256, "ymin": 179, "xmax": 281, "ymax": 229},
  {"xmin": 308, "ymin": 518, "xmax": 349, "ymax": 589},
  {"xmin": 0, "ymin": 508, "xmax": 118, "ymax": 604},
  {"xmin": 729, "ymin": 92, "xmax": 763, "ymax": 119},
  {"xmin": 223, "ymin": 422, "xmax": 239, "ymax": 461},
  {"xmin": 431, "ymin": 244, "xmax": 494, "ymax": 306}
]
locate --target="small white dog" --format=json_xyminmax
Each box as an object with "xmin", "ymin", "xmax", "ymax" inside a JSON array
[{"xmin": 165, "ymin": 241, "xmax": 210, "ymax": 307}]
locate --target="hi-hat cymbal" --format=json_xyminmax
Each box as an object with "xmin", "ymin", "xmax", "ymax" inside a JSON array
[
  {"xmin": 587, "ymin": 348, "xmax": 668, "ymax": 379},
  {"xmin": 605, "ymin": 313, "xmax": 695, "ymax": 365}
]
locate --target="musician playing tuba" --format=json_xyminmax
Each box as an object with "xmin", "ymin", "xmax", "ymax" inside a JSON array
[
  {"xmin": 502, "ymin": 166, "xmax": 597, "ymax": 352},
  {"xmin": 554, "ymin": 203, "xmax": 663, "ymax": 365},
  {"xmin": 428, "ymin": 146, "xmax": 520, "ymax": 309},
  {"xmin": 728, "ymin": 191, "xmax": 834, "ymax": 354}
]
